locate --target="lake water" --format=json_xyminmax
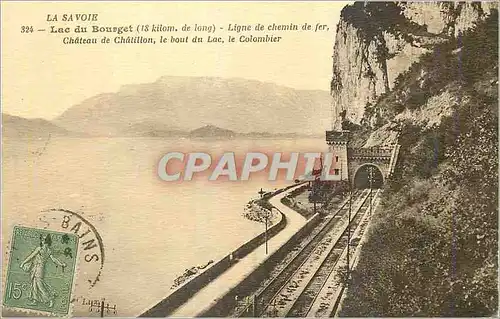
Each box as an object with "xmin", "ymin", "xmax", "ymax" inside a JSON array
[{"xmin": 1, "ymin": 137, "xmax": 326, "ymax": 316}]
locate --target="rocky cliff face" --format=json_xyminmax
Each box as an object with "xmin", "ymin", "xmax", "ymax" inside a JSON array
[
  {"xmin": 331, "ymin": 2, "xmax": 495, "ymax": 128},
  {"xmin": 337, "ymin": 4, "xmax": 498, "ymax": 315}
]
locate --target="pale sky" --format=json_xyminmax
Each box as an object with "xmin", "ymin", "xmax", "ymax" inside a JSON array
[{"xmin": 1, "ymin": 1, "xmax": 347, "ymax": 119}]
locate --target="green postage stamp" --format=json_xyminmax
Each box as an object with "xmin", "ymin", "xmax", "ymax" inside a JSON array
[{"xmin": 4, "ymin": 226, "xmax": 78, "ymax": 315}]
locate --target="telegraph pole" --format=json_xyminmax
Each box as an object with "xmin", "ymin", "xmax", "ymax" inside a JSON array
[
  {"xmin": 369, "ymin": 167, "xmax": 374, "ymax": 216},
  {"xmin": 258, "ymin": 188, "xmax": 269, "ymax": 255},
  {"xmin": 312, "ymin": 155, "xmax": 322, "ymax": 216},
  {"xmin": 346, "ymin": 181, "xmax": 352, "ymax": 281},
  {"xmin": 265, "ymin": 209, "xmax": 269, "ymax": 255},
  {"xmin": 313, "ymin": 178, "xmax": 317, "ymax": 216}
]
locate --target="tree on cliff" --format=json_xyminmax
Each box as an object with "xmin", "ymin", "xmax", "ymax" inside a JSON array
[{"xmin": 341, "ymin": 2, "xmax": 427, "ymax": 92}]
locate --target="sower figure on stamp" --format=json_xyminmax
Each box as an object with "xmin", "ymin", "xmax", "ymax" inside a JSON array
[{"xmin": 19, "ymin": 234, "xmax": 67, "ymax": 308}]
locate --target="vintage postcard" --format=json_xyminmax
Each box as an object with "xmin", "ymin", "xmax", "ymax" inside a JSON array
[{"xmin": 1, "ymin": 1, "xmax": 498, "ymax": 317}]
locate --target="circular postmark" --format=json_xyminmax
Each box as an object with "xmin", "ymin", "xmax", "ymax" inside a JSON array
[{"xmin": 38, "ymin": 208, "xmax": 105, "ymax": 289}]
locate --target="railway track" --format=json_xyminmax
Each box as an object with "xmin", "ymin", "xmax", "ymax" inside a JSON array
[
  {"xmin": 235, "ymin": 189, "xmax": 374, "ymax": 317},
  {"xmin": 260, "ymin": 190, "xmax": 375, "ymax": 317},
  {"xmin": 303, "ymin": 189, "xmax": 381, "ymax": 318}
]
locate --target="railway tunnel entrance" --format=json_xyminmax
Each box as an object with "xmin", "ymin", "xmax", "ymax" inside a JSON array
[
  {"xmin": 353, "ymin": 164, "xmax": 384, "ymax": 189},
  {"xmin": 326, "ymin": 130, "xmax": 400, "ymax": 189}
]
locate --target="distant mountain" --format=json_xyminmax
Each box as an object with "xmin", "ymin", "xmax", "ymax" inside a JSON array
[
  {"xmin": 54, "ymin": 76, "xmax": 332, "ymax": 137},
  {"xmin": 189, "ymin": 125, "xmax": 236, "ymax": 138},
  {"xmin": 242, "ymin": 131, "xmax": 323, "ymax": 139},
  {"xmin": 0, "ymin": 114, "xmax": 321, "ymax": 140},
  {"xmin": 2, "ymin": 113, "xmax": 75, "ymax": 138}
]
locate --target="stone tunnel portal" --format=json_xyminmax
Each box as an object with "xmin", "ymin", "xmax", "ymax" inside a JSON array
[{"xmin": 353, "ymin": 164, "xmax": 384, "ymax": 189}]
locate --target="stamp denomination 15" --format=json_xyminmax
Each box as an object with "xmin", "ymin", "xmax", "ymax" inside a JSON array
[{"xmin": 4, "ymin": 226, "xmax": 78, "ymax": 315}]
